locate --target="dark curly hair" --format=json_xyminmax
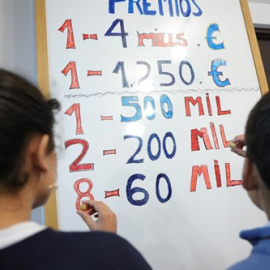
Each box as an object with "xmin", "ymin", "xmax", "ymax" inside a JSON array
[
  {"xmin": 246, "ymin": 91, "xmax": 270, "ymax": 191},
  {"xmin": 0, "ymin": 69, "xmax": 60, "ymax": 192}
]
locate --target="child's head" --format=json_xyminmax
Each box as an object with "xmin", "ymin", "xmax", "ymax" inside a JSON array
[
  {"xmin": 0, "ymin": 69, "xmax": 59, "ymax": 194},
  {"xmin": 244, "ymin": 92, "xmax": 270, "ymax": 212},
  {"xmin": 246, "ymin": 92, "xmax": 270, "ymax": 190}
]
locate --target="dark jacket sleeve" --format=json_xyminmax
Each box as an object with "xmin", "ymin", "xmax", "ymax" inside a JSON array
[{"xmin": 93, "ymin": 232, "xmax": 152, "ymax": 270}]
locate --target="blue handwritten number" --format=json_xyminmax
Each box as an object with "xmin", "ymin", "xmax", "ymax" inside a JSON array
[
  {"xmin": 179, "ymin": 61, "xmax": 194, "ymax": 85},
  {"xmin": 126, "ymin": 174, "xmax": 149, "ymax": 206},
  {"xmin": 160, "ymin": 94, "xmax": 173, "ymax": 119},
  {"xmin": 163, "ymin": 132, "xmax": 176, "ymax": 158},
  {"xmin": 137, "ymin": 61, "xmax": 151, "ymax": 85},
  {"xmin": 105, "ymin": 19, "xmax": 128, "ymax": 48},
  {"xmin": 158, "ymin": 60, "xmax": 175, "ymax": 86},
  {"xmin": 126, "ymin": 132, "xmax": 176, "ymax": 163},
  {"xmin": 148, "ymin": 133, "xmax": 161, "ymax": 161},
  {"xmin": 121, "ymin": 95, "xmax": 173, "ymax": 121},
  {"xmin": 113, "ymin": 61, "xmax": 129, "ymax": 88},
  {"xmin": 156, "ymin": 174, "xmax": 172, "ymax": 203},
  {"xmin": 121, "ymin": 96, "xmax": 142, "ymax": 122},
  {"xmin": 124, "ymin": 135, "xmax": 144, "ymax": 164},
  {"xmin": 144, "ymin": 96, "xmax": 156, "ymax": 120},
  {"xmin": 126, "ymin": 173, "xmax": 172, "ymax": 206}
]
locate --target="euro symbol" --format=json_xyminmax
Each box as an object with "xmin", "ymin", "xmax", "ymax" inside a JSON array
[
  {"xmin": 207, "ymin": 24, "xmax": 225, "ymax": 50},
  {"xmin": 208, "ymin": 59, "xmax": 230, "ymax": 87}
]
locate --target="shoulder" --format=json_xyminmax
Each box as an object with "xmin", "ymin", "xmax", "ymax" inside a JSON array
[
  {"xmin": 1, "ymin": 228, "xmax": 152, "ymax": 270},
  {"xmin": 228, "ymin": 256, "xmax": 269, "ymax": 270},
  {"xmin": 45, "ymin": 228, "xmax": 137, "ymax": 250},
  {"xmin": 228, "ymin": 259, "xmax": 252, "ymax": 270},
  {"xmin": 26, "ymin": 228, "xmax": 135, "ymax": 250},
  {"xmin": 227, "ymin": 241, "xmax": 270, "ymax": 270},
  {"xmin": 56, "ymin": 230, "xmax": 152, "ymax": 268}
]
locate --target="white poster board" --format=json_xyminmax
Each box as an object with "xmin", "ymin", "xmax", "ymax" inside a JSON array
[{"xmin": 38, "ymin": 0, "xmax": 267, "ymax": 268}]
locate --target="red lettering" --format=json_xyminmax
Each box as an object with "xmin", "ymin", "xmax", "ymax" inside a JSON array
[
  {"xmin": 206, "ymin": 93, "xmax": 212, "ymax": 116},
  {"xmin": 74, "ymin": 178, "xmax": 94, "ymax": 211},
  {"xmin": 216, "ymin": 96, "xmax": 231, "ymax": 115},
  {"xmin": 191, "ymin": 161, "xmax": 242, "ymax": 192},
  {"xmin": 226, "ymin": 163, "xmax": 242, "ymax": 187},
  {"xmin": 64, "ymin": 103, "xmax": 84, "ymax": 135},
  {"xmin": 220, "ymin": 124, "xmax": 230, "ymax": 147},
  {"xmin": 105, "ymin": 189, "xmax": 120, "ymax": 198},
  {"xmin": 61, "ymin": 61, "xmax": 80, "ymax": 89},
  {"xmin": 191, "ymin": 128, "xmax": 213, "ymax": 151},
  {"xmin": 138, "ymin": 32, "xmax": 156, "ymax": 46},
  {"xmin": 176, "ymin": 33, "xmax": 188, "ymax": 46},
  {"xmin": 210, "ymin": 122, "xmax": 219, "ymax": 149},
  {"xmin": 185, "ymin": 96, "xmax": 204, "ymax": 116},
  {"xmin": 58, "ymin": 19, "xmax": 76, "ymax": 49},
  {"xmin": 190, "ymin": 165, "xmax": 212, "ymax": 192},
  {"xmin": 214, "ymin": 160, "xmax": 222, "ymax": 188},
  {"xmin": 156, "ymin": 33, "xmax": 165, "ymax": 46},
  {"xmin": 137, "ymin": 32, "xmax": 187, "ymax": 47}
]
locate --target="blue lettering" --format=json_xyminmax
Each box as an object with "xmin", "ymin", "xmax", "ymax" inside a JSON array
[
  {"xmin": 168, "ymin": 0, "xmax": 174, "ymax": 17},
  {"xmin": 108, "ymin": 0, "xmax": 125, "ymax": 14},
  {"xmin": 191, "ymin": 0, "xmax": 203, "ymax": 16},
  {"xmin": 108, "ymin": 0, "xmax": 203, "ymax": 17},
  {"xmin": 128, "ymin": 0, "xmax": 143, "ymax": 14},
  {"xmin": 158, "ymin": 0, "xmax": 164, "ymax": 15},
  {"xmin": 143, "ymin": 0, "xmax": 156, "ymax": 15},
  {"xmin": 180, "ymin": 0, "xmax": 191, "ymax": 17},
  {"xmin": 157, "ymin": 0, "xmax": 174, "ymax": 16},
  {"xmin": 174, "ymin": 0, "xmax": 180, "ymax": 16}
]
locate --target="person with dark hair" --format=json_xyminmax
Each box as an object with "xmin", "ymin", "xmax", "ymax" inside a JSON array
[
  {"xmin": 229, "ymin": 92, "xmax": 270, "ymax": 269},
  {"xmin": 0, "ymin": 69, "xmax": 151, "ymax": 270}
]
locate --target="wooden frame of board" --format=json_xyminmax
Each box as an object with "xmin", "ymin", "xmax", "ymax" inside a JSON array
[
  {"xmin": 35, "ymin": 0, "xmax": 268, "ymax": 230},
  {"xmin": 35, "ymin": 0, "xmax": 58, "ymax": 229}
]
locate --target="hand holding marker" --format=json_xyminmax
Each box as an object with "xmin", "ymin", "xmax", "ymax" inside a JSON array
[
  {"xmin": 77, "ymin": 200, "xmax": 117, "ymax": 233},
  {"xmin": 230, "ymin": 134, "xmax": 246, "ymax": 158}
]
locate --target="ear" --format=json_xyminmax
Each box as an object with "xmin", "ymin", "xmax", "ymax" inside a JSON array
[
  {"xmin": 242, "ymin": 158, "xmax": 259, "ymax": 191},
  {"xmin": 32, "ymin": 134, "xmax": 51, "ymax": 173}
]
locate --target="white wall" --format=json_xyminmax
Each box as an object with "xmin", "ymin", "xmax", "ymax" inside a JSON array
[
  {"xmin": 248, "ymin": 1, "xmax": 270, "ymax": 27},
  {"xmin": 0, "ymin": 0, "xmax": 44, "ymax": 224},
  {"xmin": 0, "ymin": 0, "xmax": 37, "ymax": 81},
  {"xmin": 0, "ymin": 0, "xmax": 269, "ymax": 226}
]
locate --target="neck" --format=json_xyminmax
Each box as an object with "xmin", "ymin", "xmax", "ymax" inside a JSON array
[{"xmin": 0, "ymin": 190, "xmax": 32, "ymax": 229}]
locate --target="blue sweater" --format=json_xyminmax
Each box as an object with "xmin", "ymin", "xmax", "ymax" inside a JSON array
[
  {"xmin": 228, "ymin": 226, "xmax": 270, "ymax": 270},
  {"xmin": 0, "ymin": 228, "xmax": 152, "ymax": 270}
]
